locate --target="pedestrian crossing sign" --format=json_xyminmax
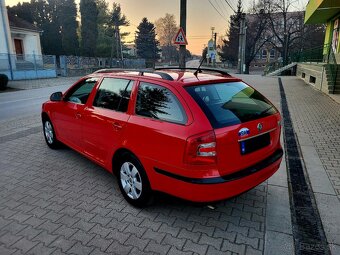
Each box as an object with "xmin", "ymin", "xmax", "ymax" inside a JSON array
[{"xmin": 173, "ymin": 27, "xmax": 188, "ymax": 45}]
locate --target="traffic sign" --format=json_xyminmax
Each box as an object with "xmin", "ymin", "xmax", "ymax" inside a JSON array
[{"xmin": 173, "ymin": 27, "xmax": 188, "ymax": 45}]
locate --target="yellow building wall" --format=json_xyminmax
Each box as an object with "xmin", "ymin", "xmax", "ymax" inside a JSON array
[{"xmin": 324, "ymin": 21, "xmax": 332, "ymax": 55}]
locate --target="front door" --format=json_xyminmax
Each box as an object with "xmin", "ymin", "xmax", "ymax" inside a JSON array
[
  {"xmin": 53, "ymin": 77, "xmax": 98, "ymax": 151},
  {"xmin": 14, "ymin": 39, "xmax": 24, "ymax": 60}
]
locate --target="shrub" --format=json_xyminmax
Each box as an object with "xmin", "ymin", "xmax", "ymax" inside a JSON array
[{"xmin": 0, "ymin": 74, "xmax": 9, "ymax": 91}]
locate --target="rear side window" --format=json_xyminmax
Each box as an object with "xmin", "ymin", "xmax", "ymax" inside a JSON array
[
  {"xmin": 93, "ymin": 78, "xmax": 133, "ymax": 112},
  {"xmin": 136, "ymin": 82, "xmax": 187, "ymax": 124},
  {"xmin": 186, "ymin": 82, "xmax": 278, "ymax": 128}
]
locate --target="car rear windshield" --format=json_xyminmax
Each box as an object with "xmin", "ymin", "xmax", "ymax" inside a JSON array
[{"xmin": 185, "ymin": 82, "xmax": 278, "ymax": 128}]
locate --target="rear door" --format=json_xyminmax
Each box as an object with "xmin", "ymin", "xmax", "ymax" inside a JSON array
[
  {"xmin": 125, "ymin": 81, "xmax": 191, "ymax": 170},
  {"xmin": 185, "ymin": 81, "xmax": 281, "ymax": 175},
  {"xmin": 82, "ymin": 77, "xmax": 134, "ymax": 165}
]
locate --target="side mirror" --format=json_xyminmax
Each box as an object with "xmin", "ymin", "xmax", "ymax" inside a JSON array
[{"xmin": 50, "ymin": 92, "xmax": 63, "ymax": 101}]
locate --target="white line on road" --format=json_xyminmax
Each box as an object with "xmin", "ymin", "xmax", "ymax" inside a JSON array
[{"xmin": 0, "ymin": 96, "xmax": 48, "ymax": 105}]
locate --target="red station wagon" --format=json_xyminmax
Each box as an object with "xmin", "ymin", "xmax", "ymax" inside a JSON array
[{"xmin": 42, "ymin": 68, "xmax": 283, "ymax": 206}]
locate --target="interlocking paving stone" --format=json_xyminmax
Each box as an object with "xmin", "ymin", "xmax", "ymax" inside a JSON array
[
  {"xmin": 280, "ymin": 77, "xmax": 340, "ymax": 199},
  {"xmin": 0, "ymin": 77, "xmax": 293, "ymax": 254}
]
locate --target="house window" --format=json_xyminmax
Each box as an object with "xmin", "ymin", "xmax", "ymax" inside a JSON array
[
  {"xmin": 270, "ymin": 49, "xmax": 275, "ymax": 59},
  {"xmin": 262, "ymin": 50, "xmax": 267, "ymax": 60}
]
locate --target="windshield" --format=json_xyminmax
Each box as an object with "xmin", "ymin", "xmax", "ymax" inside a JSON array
[{"xmin": 186, "ymin": 82, "xmax": 278, "ymax": 128}]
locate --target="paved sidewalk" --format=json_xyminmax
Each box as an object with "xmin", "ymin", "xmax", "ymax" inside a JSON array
[{"xmin": 280, "ymin": 77, "xmax": 340, "ymax": 253}]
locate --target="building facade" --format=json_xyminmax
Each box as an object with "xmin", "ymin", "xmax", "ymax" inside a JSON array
[
  {"xmin": 297, "ymin": 0, "xmax": 340, "ymax": 94},
  {"xmin": 305, "ymin": 0, "xmax": 340, "ymax": 61},
  {"xmin": 0, "ymin": 0, "xmax": 56, "ymax": 80}
]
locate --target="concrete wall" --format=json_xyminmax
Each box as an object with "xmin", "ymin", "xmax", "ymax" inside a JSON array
[
  {"xmin": 296, "ymin": 63, "xmax": 329, "ymax": 93},
  {"xmin": 1, "ymin": 69, "xmax": 57, "ymax": 80}
]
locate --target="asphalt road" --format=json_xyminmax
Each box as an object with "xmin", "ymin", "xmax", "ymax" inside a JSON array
[{"xmin": 0, "ymin": 85, "xmax": 69, "ymax": 121}]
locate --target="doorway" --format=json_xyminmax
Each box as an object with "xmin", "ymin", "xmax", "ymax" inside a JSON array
[{"xmin": 14, "ymin": 39, "xmax": 24, "ymax": 60}]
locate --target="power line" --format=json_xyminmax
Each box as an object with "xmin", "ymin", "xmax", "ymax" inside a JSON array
[
  {"xmin": 224, "ymin": 0, "xmax": 236, "ymax": 13},
  {"xmin": 213, "ymin": 0, "xmax": 228, "ymax": 17},
  {"xmin": 208, "ymin": 0, "xmax": 228, "ymax": 21},
  {"xmin": 217, "ymin": 0, "xmax": 232, "ymax": 16}
]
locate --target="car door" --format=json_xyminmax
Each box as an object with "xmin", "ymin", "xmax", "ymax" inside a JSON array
[
  {"xmin": 53, "ymin": 77, "xmax": 98, "ymax": 151},
  {"xmin": 126, "ymin": 81, "xmax": 190, "ymax": 169},
  {"xmin": 82, "ymin": 77, "xmax": 134, "ymax": 165}
]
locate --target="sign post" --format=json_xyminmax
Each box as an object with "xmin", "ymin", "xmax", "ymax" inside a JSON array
[{"xmin": 179, "ymin": 0, "xmax": 187, "ymax": 68}]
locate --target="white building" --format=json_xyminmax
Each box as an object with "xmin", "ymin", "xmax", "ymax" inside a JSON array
[{"xmin": 0, "ymin": 0, "xmax": 54, "ymax": 80}]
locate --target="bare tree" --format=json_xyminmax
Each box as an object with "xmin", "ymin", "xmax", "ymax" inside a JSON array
[
  {"xmin": 266, "ymin": 0, "xmax": 305, "ymax": 65},
  {"xmin": 155, "ymin": 13, "xmax": 178, "ymax": 62},
  {"xmin": 244, "ymin": 2, "xmax": 271, "ymax": 74}
]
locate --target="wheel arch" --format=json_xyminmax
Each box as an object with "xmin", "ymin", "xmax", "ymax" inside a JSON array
[
  {"xmin": 41, "ymin": 112, "xmax": 50, "ymax": 122},
  {"xmin": 112, "ymin": 148, "xmax": 140, "ymax": 175}
]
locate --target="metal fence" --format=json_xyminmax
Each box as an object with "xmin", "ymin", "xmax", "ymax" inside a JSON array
[
  {"xmin": 59, "ymin": 55, "xmax": 146, "ymax": 76},
  {"xmin": 0, "ymin": 53, "xmax": 57, "ymax": 80}
]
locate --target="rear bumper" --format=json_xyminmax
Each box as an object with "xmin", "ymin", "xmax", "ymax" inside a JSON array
[{"xmin": 151, "ymin": 148, "xmax": 283, "ymax": 202}]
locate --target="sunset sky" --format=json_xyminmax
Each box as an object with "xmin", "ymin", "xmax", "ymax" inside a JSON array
[{"xmin": 5, "ymin": 0, "xmax": 308, "ymax": 55}]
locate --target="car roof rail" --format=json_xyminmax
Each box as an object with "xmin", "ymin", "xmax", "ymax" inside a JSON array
[
  {"xmin": 93, "ymin": 69, "xmax": 174, "ymax": 81},
  {"xmin": 155, "ymin": 67, "xmax": 231, "ymax": 77},
  {"xmin": 138, "ymin": 70, "xmax": 174, "ymax": 81}
]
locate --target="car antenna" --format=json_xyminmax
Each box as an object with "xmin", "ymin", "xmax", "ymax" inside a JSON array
[{"xmin": 194, "ymin": 55, "xmax": 206, "ymax": 76}]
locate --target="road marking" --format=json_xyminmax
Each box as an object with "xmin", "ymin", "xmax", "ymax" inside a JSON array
[{"xmin": 0, "ymin": 96, "xmax": 48, "ymax": 105}]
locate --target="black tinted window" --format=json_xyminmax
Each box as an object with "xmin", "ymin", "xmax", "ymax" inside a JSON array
[
  {"xmin": 66, "ymin": 78, "xmax": 98, "ymax": 104},
  {"xmin": 186, "ymin": 82, "xmax": 277, "ymax": 128},
  {"xmin": 136, "ymin": 83, "xmax": 187, "ymax": 124},
  {"xmin": 93, "ymin": 78, "xmax": 132, "ymax": 112}
]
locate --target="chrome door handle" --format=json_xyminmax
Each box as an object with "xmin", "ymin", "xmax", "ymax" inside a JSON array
[{"xmin": 113, "ymin": 122, "xmax": 123, "ymax": 130}]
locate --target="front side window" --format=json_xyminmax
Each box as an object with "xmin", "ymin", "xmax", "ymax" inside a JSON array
[
  {"xmin": 66, "ymin": 77, "xmax": 98, "ymax": 104},
  {"xmin": 93, "ymin": 78, "xmax": 133, "ymax": 112},
  {"xmin": 186, "ymin": 82, "xmax": 278, "ymax": 128},
  {"xmin": 136, "ymin": 82, "xmax": 187, "ymax": 124}
]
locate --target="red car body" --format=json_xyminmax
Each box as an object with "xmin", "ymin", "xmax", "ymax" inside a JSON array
[{"xmin": 42, "ymin": 69, "xmax": 283, "ymax": 204}]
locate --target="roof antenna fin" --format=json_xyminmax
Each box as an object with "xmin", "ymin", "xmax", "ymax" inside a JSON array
[{"xmin": 194, "ymin": 55, "xmax": 206, "ymax": 76}]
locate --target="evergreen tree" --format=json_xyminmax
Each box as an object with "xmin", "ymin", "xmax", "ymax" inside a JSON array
[
  {"xmin": 219, "ymin": 0, "xmax": 242, "ymax": 65},
  {"xmin": 95, "ymin": 0, "xmax": 111, "ymax": 57},
  {"xmin": 9, "ymin": 0, "xmax": 79, "ymax": 56},
  {"xmin": 80, "ymin": 0, "xmax": 98, "ymax": 56},
  {"xmin": 109, "ymin": 3, "xmax": 129, "ymax": 59},
  {"xmin": 136, "ymin": 18, "xmax": 160, "ymax": 68},
  {"xmin": 59, "ymin": 0, "xmax": 79, "ymax": 55}
]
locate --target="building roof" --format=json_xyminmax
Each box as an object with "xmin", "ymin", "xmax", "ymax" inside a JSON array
[
  {"xmin": 305, "ymin": 0, "xmax": 340, "ymax": 24},
  {"xmin": 8, "ymin": 13, "xmax": 41, "ymax": 32}
]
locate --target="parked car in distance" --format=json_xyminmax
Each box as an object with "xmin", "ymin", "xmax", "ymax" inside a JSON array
[{"xmin": 42, "ymin": 68, "xmax": 283, "ymax": 207}]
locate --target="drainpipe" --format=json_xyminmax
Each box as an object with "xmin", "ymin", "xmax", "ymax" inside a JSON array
[{"xmin": 0, "ymin": 0, "xmax": 13, "ymax": 80}]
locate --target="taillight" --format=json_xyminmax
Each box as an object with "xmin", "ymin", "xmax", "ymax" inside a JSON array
[{"xmin": 184, "ymin": 131, "xmax": 217, "ymax": 164}]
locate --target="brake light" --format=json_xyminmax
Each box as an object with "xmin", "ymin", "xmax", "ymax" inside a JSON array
[{"xmin": 184, "ymin": 131, "xmax": 217, "ymax": 164}]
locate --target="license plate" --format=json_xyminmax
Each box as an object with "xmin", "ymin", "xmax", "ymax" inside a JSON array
[{"xmin": 240, "ymin": 133, "xmax": 270, "ymax": 155}]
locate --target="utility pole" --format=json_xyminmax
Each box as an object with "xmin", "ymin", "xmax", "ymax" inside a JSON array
[
  {"xmin": 179, "ymin": 0, "xmax": 187, "ymax": 68},
  {"xmin": 213, "ymin": 32, "xmax": 217, "ymax": 67},
  {"xmin": 238, "ymin": 13, "xmax": 246, "ymax": 74}
]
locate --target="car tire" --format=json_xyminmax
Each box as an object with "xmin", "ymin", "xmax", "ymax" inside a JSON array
[
  {"xmin": 43, "ymin": 118, "xmax": 60, "ymax": 149},
  {"xmin": 117, "ymin": 154, "xmax": 153, "ymax": 207}
]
